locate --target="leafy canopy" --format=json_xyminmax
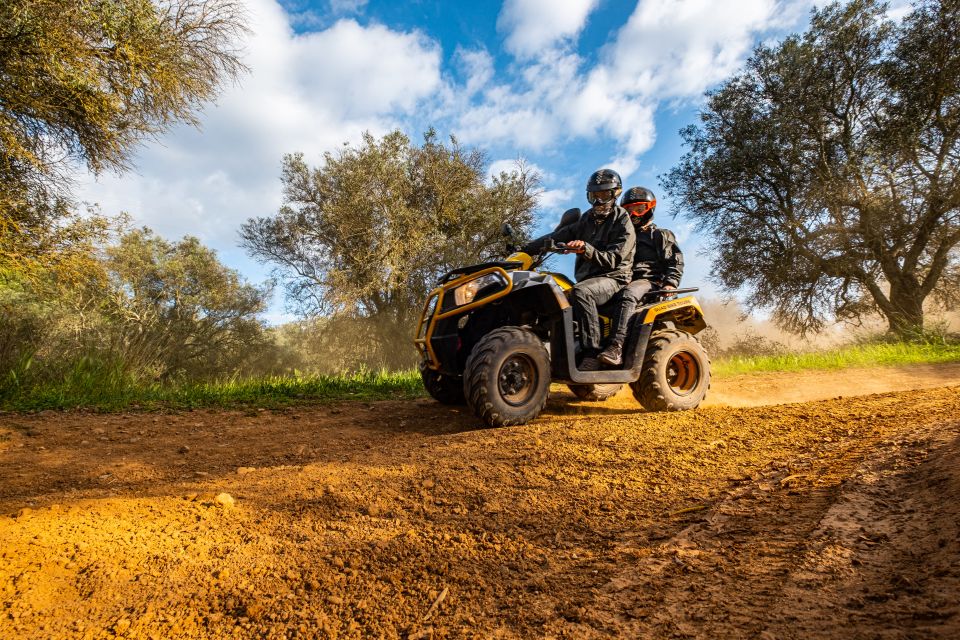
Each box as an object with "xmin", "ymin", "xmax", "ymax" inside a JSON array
[
  {"xmin": 0, "ymin": 0, "xmax": 248, "ymax": 285},
  {"xmin": 664, "ymin": 0, "xmax": 960, "ymax": 337},
  {"xmin": 102, "ymin": 228, "xmax": 270, "ymax": 378},
  {"xmin": 241, "ymin": 129, "xmax": 541, "ymax": 369}
]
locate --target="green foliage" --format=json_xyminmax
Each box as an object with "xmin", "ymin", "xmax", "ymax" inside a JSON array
[
  {"xmin": 0, "ymin": 0, "xmax": 248, "ymax": 285},
  {"xmin": 0, "ymin": 225, "xmax": 273, "ymax": 402},
  {"xmin": 713, "ymin": 340, "xmax": 960, "ymax": 377},
  {"xmin": 7, "ymin": 337, "xmax": 960, "ymax": 411},
  {"xmin": 0, "ymin": 0, "xmax": 248, "ymax": 204},
  {"xmin": 852, "ymin": 321, "xmax": 959, "ymax": 347},
  {"xmin": 2, "ymin": 369, "xmax": 424, "ymax": 412},
  {"xmin": 0, "ymin": 268, "xmax": 91, "ymax": 399},
  {"xmin": 0, "ymin": 197, "xmax": 112, "ymax": 289},
  {"xmin": 101, "ymin": 228, "xmax": 272, "ymax": 379},
  {"xmin": 242, "ymin": 129, "xmax": 542, "ymax": 370},
  {"xmin": 664, "ymin": 0, "xmax": 960, "ymax": 338}
]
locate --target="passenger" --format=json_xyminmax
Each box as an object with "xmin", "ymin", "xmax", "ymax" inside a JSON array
[
  {"xmin": 597, "ymin": 187, "xmax": 684, "ymax": 367},
  {"xmin": 522, "ymin": 169, "xmax": 635, "ymax": 371}
]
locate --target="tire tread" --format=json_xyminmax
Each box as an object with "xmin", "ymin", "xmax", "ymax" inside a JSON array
[
  {"xmin": 631, "ymin": 329, "xmax": 711, "ymax": 411},
  {"xmin": 419, "ymin": 361, "xmax": 465, "ymax": 405},
  {"xmin": 464, "ymin": 327, "xmax": 550, "ymax": 427}
]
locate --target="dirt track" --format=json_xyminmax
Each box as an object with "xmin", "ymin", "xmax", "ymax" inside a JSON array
[{"xmin": 2, "ymin": 364, "xmax": 959, "ymax": 639}]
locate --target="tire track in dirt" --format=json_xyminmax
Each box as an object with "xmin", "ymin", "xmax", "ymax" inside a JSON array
[
  {"xmin": 765, "ymin": 420, "xmax": 960, "ymax": 639},
  {"xmin": 0, "ymin": 376, "xmax": 958, "ymax": 638},
  {"xmin": 583, "ymin": 392, "xmax": 960, "ymax": 639}
]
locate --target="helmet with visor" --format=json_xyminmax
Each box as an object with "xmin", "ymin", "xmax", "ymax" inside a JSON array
[
  {"xmin": 621, "ymin": 186, "xmax": 656, "ymax": 226},
  {"xmin": 585, "ymin": 169, "xmax": 622, "ymax": 207}
]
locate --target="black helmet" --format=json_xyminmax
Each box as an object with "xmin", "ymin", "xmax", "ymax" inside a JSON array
[
  {"xmin": 585, "ymin": 169, "xmax": 622, "ymax": 206},
  {"xmin": 622, "ymin": 186, "xmax": 656, "ymax": 226}
]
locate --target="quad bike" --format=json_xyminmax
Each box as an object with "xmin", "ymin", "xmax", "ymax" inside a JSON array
[{"xmin": 413, "ymin": 208, "xmax": 710, "ymax": 427}]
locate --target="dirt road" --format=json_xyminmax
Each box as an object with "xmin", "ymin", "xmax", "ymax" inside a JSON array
[{"xmin": 1, "ymin": 365, "xmax": 959, "ymax": 639}]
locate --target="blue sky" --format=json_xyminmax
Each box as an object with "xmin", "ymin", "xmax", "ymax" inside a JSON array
[{"xmin": 77, "ymin": 0, "xmax": 911, "ymax": 322}]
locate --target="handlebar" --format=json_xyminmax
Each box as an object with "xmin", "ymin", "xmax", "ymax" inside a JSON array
[{"xmin": 543, "ymin": 239, "xmax": 583, "ymax": 255}]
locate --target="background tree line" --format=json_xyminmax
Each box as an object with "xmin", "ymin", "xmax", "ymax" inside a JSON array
[
  {"xmin": 0, "ymin": 1, "xmax": 539, "ymax": 398},
  {"xmin": 0, "ymin": 0, "xmax": 261, "ymax": 399},
  {"xmin": 3, "ymin": 0, "xmax": 958, "ymax": 404},
  {"xmin": 1, "ymin": 225, "xmax": 276, "ymax": 399}
]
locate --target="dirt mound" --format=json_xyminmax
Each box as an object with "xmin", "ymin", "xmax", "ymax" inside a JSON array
[{"xmin": 1, "ymin": 371, "xmax": 959, "ymax": 638}]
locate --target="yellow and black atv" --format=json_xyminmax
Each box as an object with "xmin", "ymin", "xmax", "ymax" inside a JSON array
[{"xmin": 413, "ymin": 208, "xmax": 710, "ymax": 427}]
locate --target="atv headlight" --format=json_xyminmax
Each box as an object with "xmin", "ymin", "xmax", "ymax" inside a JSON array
[{"xmin": 453, "ymin": 272, "xmax": 508, "ymax": 306}]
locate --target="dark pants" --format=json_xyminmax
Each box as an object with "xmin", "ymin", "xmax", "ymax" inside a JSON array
[
  {"xmin": 571, "ymin": 276, "xmax": 624, "ymax": 352},
  {"xmin": 609, "ymin": 279, "xmax": 655, "ymax": 346}
]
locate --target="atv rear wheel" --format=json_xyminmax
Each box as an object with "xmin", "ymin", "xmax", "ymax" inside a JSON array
[
  {"xmin": 567, "ymin": 383, "xmax": 623, "ymax": 402},
  {"xmin": 419, "ymin": 361, "xmax": 465, "ymax": 405},
  {"xmin": 464, "ymin": 327, "xmax": 551, "ymax": 427},
  {"xmin": 631, "ymin": 329, "xmax": 710, "ymax": 411}
]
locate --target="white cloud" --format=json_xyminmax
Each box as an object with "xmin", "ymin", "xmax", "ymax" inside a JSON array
[
  {"xmin": 606, "ymin": 0, "xmax": 778, "ymax": 99},
  {"xmin": 452, "ymin": 50, "xmax": 584, "ymax": 150},
  {"xmin": 539, "ymin": 188, "xmax": 574, "ymax": 211},
  {"xmin": 78, "ymin": 0, "xmax": 441, "ymax": 253},
  {"xmin": 452, "ymin": 0, "xmax": 815, "ymax": 181},
  {"xmin": 292, "ymin": 20, "xmax": 440, "ymax": 118},
  {"xmin": 457, "ymin": 48, "xmax": 495, "ymax": 98},
  {"xmin": 498, "ymin": 0, "xmax": 600, "ymax": 57}
]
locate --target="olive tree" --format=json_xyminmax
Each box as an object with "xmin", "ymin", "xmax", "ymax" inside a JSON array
[
  {"xmin": 102, "ymin": 228, "xmax": 270, "ymax": 378},
  {"xmin": 664, "ymin": 0, "xmax": 960, "ymax": 337},
  {"xmin": 241, "ymin": 129, "xmax": 541, "ymax": 369},
  {"xmin": 0, "ymin": 0, "xmax": 248, "ymax": 282}
]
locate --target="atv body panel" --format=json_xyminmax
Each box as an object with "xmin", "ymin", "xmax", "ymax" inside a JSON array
[{"xmin": 414, "ymin": 267, "xmax": 568, "ymax": 376}]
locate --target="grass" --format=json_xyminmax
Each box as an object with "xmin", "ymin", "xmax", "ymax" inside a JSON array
[
  {"xmin": 1, "ymin": 369, "xmax": 424, "ymax": 413},
  {"xmin": 3, "ymin": 340, "xmax": 960, "ymax": 413},
  {"xmin": 713, "ymin": 340, "xmax": 960, "ymax": 377}
]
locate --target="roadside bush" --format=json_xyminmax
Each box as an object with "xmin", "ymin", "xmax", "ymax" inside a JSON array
[
  {"xmin": 99, "ymin": 228, "xmax": 273, "ymax": 380},
  {"xmin": 0, "ymin": 225, "xmax": 274, "ymax": 403},
  {"xmin": 721, "ymin": 332, "xmax": 790, "ymax": 358},
  {"xmin": 699, "ymin": 324, "xmax": 791, "ymax": 359},
  {"xmin": 270, "ymin": 316, "xmax": 418, "ymax": 375},
  {"xmin": 852, "ymin": 322, "xmax": 960, "ymax": 347}
]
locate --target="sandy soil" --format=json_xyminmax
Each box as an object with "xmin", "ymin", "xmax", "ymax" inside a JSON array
[{"xmin": 1, "ymin": 365, "xmax": 959, "ymax": 639}]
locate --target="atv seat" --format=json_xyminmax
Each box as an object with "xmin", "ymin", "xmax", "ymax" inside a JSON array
[
  {"xmin": 640, "ymin": 287, "xmax": 699, "ymax": 304},
  {"xmin": 591, "ymin": 287, "xmax": 698, "ymax": 325}
]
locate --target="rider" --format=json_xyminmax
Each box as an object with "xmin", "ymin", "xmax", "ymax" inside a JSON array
[
  {"xmin": 597, "ymin": 186, "xmax": 684, "ymax": 367},
  {"xmin": 522, "ymin": 169, "xmax": 635, "ymax": 370}
]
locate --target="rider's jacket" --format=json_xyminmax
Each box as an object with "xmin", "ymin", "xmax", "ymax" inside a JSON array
[
  {"xmin": 632, "ymin": 223, "xmax": 684, "ymax": 288},
  {"xmin": 522, "ymin": 206, "xmax": 636, "ymax": 284}
]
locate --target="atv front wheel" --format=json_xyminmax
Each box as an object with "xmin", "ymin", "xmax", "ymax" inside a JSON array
[
  {"xmin": 567, "ymin": 383, "xmax": 623, "ymax": 402},
  {"xmin": 631, "ymin": 330, "xmax": 710, "ymax": 411},
  {"xmin": 419, "ymin": 361, "xmax": 465, "ymax": 405},
  {"xmin": 464, "ymin": 327, "xmax": 551, "ymax": 427}
]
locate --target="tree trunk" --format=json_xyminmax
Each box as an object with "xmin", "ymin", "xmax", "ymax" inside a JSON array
[{"xmin": 885, "ymin": 280, "xmax": 925, "ymax": 339}]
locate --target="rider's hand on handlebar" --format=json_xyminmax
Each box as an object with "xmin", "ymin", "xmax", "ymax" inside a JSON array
[
  {"xmin": 564, "ymin": 240, "xmax": 586, "ymax": 254},
  {"xmin": 663, "ymin": 284, "xmax": 676, "ymax": 299}
]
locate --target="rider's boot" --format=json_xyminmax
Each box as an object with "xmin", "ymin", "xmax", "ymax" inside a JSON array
[{"xmin": 598, "ymin": 341, "xmax": 623, "ymax": 367}]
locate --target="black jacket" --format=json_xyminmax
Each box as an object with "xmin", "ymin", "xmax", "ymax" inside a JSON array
[
  {"xmin": 523, "ymin": 206, "xmax": 636, "ymax": 283},
  {"xmin": 632, "ymin": 223, "xmax": 684, "ymax": 288}
]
